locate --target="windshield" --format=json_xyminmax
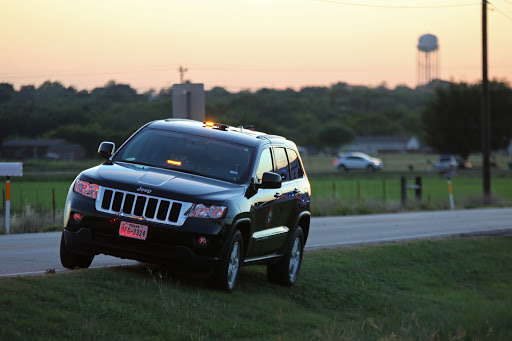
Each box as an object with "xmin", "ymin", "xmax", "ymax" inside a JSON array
[{"xmin": 113, "ymin": 128, "xmax": 254, "ymax": 184}]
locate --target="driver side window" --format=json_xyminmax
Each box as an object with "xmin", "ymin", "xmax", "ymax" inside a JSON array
[{"xmin": 255, "ymin": 148, "xmax": 274, "ymax": 183}]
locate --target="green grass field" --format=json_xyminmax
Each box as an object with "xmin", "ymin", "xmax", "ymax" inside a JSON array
[
  {"xmin": 301, "ymin": 153, "xmax": 512, "ymax": 174},
  {"xmin": 0, "ymin": 153, "xmax": 510, "ymax": 219},
  {"xmin": 0, "ymin": 236, "xmax": 510, "ymax": 340}
]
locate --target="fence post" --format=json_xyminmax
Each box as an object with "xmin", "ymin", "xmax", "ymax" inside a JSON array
[
  {"xmin": 6, "ymin": 176, "xmax": 10, "ymax": 234},
  {"xmin": 382, "ymin": 179, "xmax": 386, "ymax": 203},
  {"xmin": 52, "ymin": 188, "xmax": 56, "ymax": 222},
  {"xmin": 415, "ymin": 176, "xmax": 422, "ymax": 202},
  {"xmin": 447, "ymin": 178, "xmax": 455, "ymax": 210},
  {"xmin": 401, "ymin": 176, "xmax": 407, "ymax": 207}
]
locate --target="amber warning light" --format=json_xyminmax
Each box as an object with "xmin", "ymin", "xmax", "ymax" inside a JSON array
[{"xmin": 166, "ymin": 160, "xmax": 182, "ymax": 166}]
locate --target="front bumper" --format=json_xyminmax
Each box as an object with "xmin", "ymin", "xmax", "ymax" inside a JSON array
[
  {"xmin": 63, "ymin": 227, "xmax": 219, "ymax": 272},
  {"xmin": 63, "ymin": 191, "xmax": 230, "ymax": 272}
]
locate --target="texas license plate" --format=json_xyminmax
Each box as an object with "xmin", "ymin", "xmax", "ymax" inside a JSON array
[{"xmin": 119, "ymin": 221, "xmax": 148, "ymax": 240}]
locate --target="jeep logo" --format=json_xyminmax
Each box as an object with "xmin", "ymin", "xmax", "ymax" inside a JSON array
[{"xmin": 137, "ymin": 187, "xmax": 152, "ymax": 194}]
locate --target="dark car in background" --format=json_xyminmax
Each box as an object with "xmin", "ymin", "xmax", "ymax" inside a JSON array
[{"xmin": 60, "ymin": 119, "xmax": 311, "ymax": 292}]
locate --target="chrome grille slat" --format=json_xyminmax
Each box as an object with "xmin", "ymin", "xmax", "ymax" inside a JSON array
[{"xmin": 95, "ymin": 186, "xmax": 192, "ymax": 227}]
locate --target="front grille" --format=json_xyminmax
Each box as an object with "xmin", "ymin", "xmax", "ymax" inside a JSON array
[{"xmin": 95, "ymin": 186, "xmax": 192, "ymax": 226}]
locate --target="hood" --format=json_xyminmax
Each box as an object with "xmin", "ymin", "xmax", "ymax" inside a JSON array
[{"xmin": 79, "ymin": 162, "xmax": 245, "ymax": 203}]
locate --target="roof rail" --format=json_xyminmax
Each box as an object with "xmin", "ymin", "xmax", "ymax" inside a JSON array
[{"xmin": 257, "ymin": 135, "xmax": 285, "ymax": 140}]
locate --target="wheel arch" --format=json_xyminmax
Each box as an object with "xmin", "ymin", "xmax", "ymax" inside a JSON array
[
  {"xmin": 295, "ymin": 211, "xmax": 311, "ymax": 243},
  {"xmin": 232, "ymin": 218, "xmax": 252, "ymax": 260}
]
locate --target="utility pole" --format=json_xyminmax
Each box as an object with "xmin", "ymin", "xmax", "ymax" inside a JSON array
[
  {"xmin": 481, "ymin": 0, "xmax": 491, "ymax": 203},
  {"xmin": 178, "ymin": 65, "xmax": 188, "ymax": 84}
]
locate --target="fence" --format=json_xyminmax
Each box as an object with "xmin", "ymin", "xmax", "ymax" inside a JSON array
[
  {"xmin": 2, "ymin": 188, "xmax": 68, "ymax": 214},
  {"xmin": 310, "ymin": 176, "xmax": 442, "ymax": 207}
]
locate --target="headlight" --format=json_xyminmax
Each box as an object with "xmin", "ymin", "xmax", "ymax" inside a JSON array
[
  {"xmin": 188, "ymin": 204, "xmax": 227, "ymax": 219},
  {"xmin": 74, "ymin": 179, "xmax": 99, "ymax": 199}
]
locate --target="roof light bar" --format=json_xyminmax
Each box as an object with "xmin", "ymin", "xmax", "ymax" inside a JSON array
[{"xmin": 202, "ymin": 121, "xmax": 228, "ymax": 131}]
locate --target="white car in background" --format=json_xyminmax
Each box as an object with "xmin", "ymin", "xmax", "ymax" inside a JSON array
[
  {"xmin": 333, "ymin": 152, "xmax": 383, "ymax": 171},
  {"xmin": 434, "ymin": 154, "xmax": 457, "ymax": 172}
]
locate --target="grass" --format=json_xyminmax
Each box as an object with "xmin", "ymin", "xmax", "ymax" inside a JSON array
[
  {"xmin": 301, "ymin": 153, "xmax": 512, "ymax": 174},
  {"xmin": 0, "ymin": 205, "xmax": 63, "ymax": 234},
  {"xmin": 0, "ymin": 236, "xmax": 510, "ymax": 340},
  {"xmin": 0, "ymin": 153, "xmax": 510, "ymax": 233}
]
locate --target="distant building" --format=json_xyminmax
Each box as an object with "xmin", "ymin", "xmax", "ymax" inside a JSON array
[
  {"xmin": 343, "ymin": 136, "xmax": 420, "ymax": 155},
  {"xmin": 1, "ymin": 139, "xmax": 86, "ymax": 160},
  {"xmin": 172, "ymin": 83, "xmax": 205, "ymax": 122}
]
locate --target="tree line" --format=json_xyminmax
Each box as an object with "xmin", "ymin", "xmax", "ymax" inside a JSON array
[{"xmin": 0, "ymin": 79, "xmax": 510, "ymax": 158}]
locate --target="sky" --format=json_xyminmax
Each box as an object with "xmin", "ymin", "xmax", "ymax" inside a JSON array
[{"xmin": 1, "ymin": 0, "xmax": 511, "ymax": 92}]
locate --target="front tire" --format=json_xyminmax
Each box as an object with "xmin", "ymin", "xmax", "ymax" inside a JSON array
[
  {"xmin": 267, "ymin": 226, "xmax": 304, "ymax": 286},
  {"xmin": 60, "ymin": 234, "xmax": 94, "ymax": 269},
  {"xmin": 211, "ymin": 230, "xmax": 243, "ymax": 292}
]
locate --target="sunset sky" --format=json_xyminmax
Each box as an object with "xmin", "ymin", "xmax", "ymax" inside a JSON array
[{"xmin": 1, "ymin": 0, "xmax": 511, "ymax": 92}]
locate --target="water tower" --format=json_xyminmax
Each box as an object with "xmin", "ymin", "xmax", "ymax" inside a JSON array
[{"xmin": 417, "ymin": 34, "xmax": 439, "ymax": 86}]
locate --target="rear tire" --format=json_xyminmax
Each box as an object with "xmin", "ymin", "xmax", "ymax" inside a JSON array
[
  {"xmin": 267, "ymin": 227, "xmax": 304, "ymax": 286},
  {"xmin": 211, "ymin": 230, "xmax": 243, "ymax": 292},
  {"xmin": 338, "ymin": 165, "xmax": 347, "ymax": 172},
  {"xmin": 60, "ymin": 234, "xmax": 94, "ymax": 269}
]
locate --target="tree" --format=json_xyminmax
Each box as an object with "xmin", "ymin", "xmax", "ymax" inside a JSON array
[
  {"xmin": 421, "ymin": 81, "xmax": 512, "ymax": 160},
  {"xmin": 313, "ymin": 123, "xmax": 355, "ymax": 152},
  {"xmin": 0, "ymin": 83, "xmax": 14, "ymax": 103}
]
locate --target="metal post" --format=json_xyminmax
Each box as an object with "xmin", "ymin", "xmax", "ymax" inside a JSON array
[
  {"xmin": 415, "ymin": 176, "xmax": 422, "ymax": 202},
  {"xmin": 482, "ymin": 0, "xmax": 491, "ymax": 203},
  {"xmin": 401, "ymin": 176, "xmax": 407, "ymax": 207},
  {"xmin": 447, "ymin": 178, "xmax": 455, "ymax": 210},
  {"xmin": 6, "ymin": 176, "xmax": 10, "ymax": 234},
  {"xmin": 52, "ymin": 188, "xmax": 56, "ymax": 222},
  {"xmin": 382, "ymin": 179, "xmax": 386, "ymax": 203}
]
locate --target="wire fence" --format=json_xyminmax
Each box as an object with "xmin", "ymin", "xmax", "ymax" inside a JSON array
[{"xmin": 2, "ymin": 188, "xmax": 68, "ymax": 213}]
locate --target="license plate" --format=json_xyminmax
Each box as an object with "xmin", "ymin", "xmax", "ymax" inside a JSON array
[{"xmin": 119, "ymin": 221, "xmax": 148, "ymax": 240}]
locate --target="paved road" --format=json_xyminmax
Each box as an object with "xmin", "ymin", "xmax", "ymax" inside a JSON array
[{"xmin": 1, "ymin": 208, "xmax": 510, "ymax": 277}]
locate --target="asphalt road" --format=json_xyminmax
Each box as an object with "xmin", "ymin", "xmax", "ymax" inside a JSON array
[{"xmin": 0, "ymin": 207, "xmax": 510, "ymax": 278}]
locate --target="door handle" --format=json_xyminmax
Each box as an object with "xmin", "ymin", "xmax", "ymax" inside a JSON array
[
  {"xmin": 293, "ymin": 188, "xmax": 300, "ymax": 194},
  {"xmin": 274, "ymin": 192, "xmax": 281, "ymax": 198}
]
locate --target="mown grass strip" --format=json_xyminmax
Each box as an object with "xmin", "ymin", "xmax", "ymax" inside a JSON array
[{"xmin": 0, "ymin": 236, "xmax": 510, "ymax": 340}]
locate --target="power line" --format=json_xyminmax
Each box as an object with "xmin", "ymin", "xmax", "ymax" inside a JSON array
[
  {"xmin": 315, "ymin": 0, "xmax": 480, "ymax": 9},
  {"xmin": 489, "ymin": 2, "xmax": 512, "ymax": 22}
]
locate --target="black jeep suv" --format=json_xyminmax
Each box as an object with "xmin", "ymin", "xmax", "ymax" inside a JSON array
[{"xmin": 61, "ymin": 119, "xmax": 311, "ymax": 291}]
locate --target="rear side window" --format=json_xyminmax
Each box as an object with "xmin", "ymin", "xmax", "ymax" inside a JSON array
[
  {"xmin": 287, "ymin": 149, "xmax": 304, "ymax": 180},
  {"xmin": 255, "ymin": 148, "xmax": 274, "ymax": 183},
  {"xmin": 274, "ymin": 148, "xmax": 290, "ymax": 182}
]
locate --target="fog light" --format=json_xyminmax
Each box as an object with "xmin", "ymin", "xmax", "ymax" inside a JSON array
[
  {"xmin": 72, "ymin": 213, "xmax": 83, "ymax": 223},
  {"xmin": 198, "ymin": 236, "xmax": 208, "ymax": 246}
]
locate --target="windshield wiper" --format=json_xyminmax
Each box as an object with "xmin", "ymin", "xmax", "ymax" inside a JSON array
[
  {"xmin": 116, "ymin": 160, "xmax": 205, "ymax": 177},
  {"xmin": 117, "ymin": 160, "xmax": 155, "ymax": 168},
  {"xmin": 166, "ymin": 167, "xmax": 204, "ymax": 177}
]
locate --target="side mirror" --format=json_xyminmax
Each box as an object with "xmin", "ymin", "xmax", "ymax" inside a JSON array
[
  {"xmin": 98, "ymin": 142, "xmax": 115, "ymax": 159},
  {"xmin": 256, "ymin": 172, "xmax": 282, "ymax": 189}
]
